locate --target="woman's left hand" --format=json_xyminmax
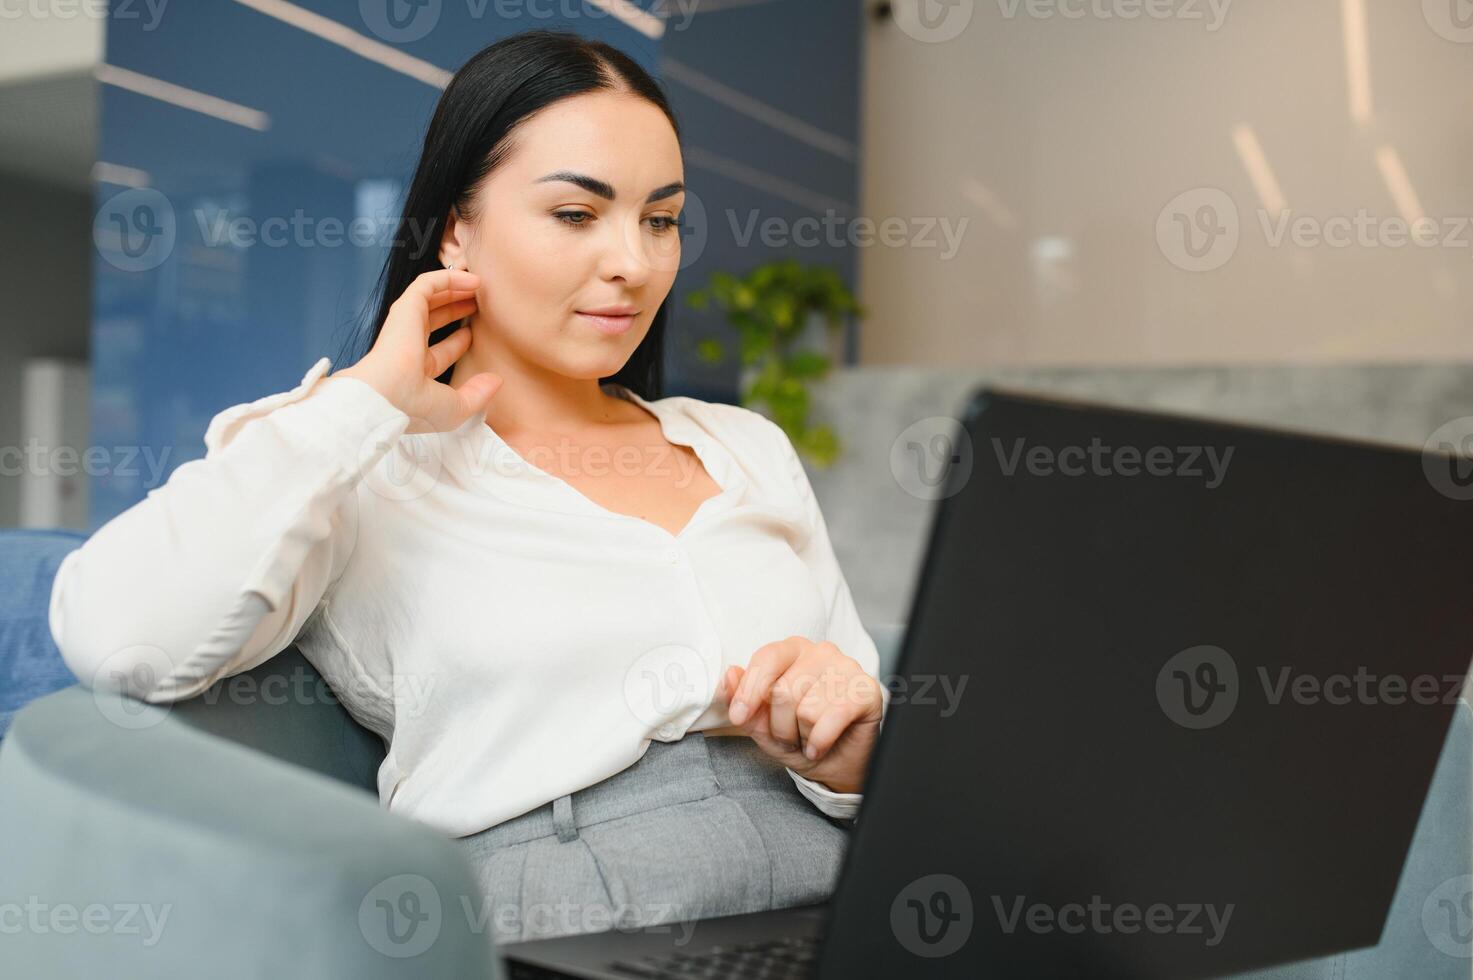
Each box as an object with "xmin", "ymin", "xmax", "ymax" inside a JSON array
[{"xmin": 719, "ymin": 637, "xmax": 885, "ymax": 794}]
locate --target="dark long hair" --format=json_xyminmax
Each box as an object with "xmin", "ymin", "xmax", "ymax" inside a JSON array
[{"xmin": 338, "ymin": 29, "xmax": 679, "ymax": 399}]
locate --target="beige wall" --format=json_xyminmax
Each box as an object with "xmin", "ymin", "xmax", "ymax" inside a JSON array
[{"xmin": 857, "ymin": 0, "xmax": 1473, "ymax": 367}]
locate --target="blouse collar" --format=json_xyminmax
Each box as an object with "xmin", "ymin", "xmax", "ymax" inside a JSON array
[{"xmin": 429, "ymin": 383, "xmax": 749, "ymax": 535}]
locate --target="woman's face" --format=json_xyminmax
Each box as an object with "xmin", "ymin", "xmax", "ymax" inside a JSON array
[{"xmin": 449, "ymin": 90, "xmax": 685, "ymax": 381}]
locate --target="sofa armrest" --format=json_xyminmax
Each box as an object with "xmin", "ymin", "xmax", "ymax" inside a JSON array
[{"xmin": 0, "ymin": 686, "xmax": 501, "ymax": 979}]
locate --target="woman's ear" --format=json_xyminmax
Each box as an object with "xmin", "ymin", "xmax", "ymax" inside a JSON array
[{"xmin": 439, "ymin": 207, "xmax": 466, "ymax": 271}]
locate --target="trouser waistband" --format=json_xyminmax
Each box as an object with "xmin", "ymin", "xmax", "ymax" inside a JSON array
[{"xmin": 460, "ymin": 732, "xmax": 796, "ymax": 850}]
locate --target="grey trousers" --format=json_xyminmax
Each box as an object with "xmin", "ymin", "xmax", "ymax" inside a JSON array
[{"xmin": 454, "ymin": 731, "xmax": 852, "ymax": 947}]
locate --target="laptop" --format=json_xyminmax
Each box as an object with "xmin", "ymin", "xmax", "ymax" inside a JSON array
[{"xmin": 499, "ymin": 386, "xmax": 1473, "ymax": 979}]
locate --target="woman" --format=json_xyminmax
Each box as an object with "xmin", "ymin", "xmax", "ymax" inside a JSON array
[{"xmin": 50, "ymin": 29, "xmax": 888, "ymax": 948}]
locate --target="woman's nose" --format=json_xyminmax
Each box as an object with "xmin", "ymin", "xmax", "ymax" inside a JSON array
[{"xmin": 599, "ymin": 219, "xmax": 658, "ymax": 285}]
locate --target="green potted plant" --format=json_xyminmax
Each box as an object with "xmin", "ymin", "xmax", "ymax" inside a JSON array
[{"xmin": 685, "ymin": 259, "xmax": 866, "ymax": 467}]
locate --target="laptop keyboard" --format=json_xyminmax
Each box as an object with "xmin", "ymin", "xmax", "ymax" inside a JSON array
[{"xmin": 604, "ymin": 934, "xmax": 821, "ymax": 979}]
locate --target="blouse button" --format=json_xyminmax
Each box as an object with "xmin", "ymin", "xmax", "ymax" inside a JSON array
[
  {"xmin": 665, "ymin": 547, "xmax": 680, "ymax": 564},
  {"xmin": 658, "ymin": 724, "xmax": 677, "ymax": 739}
]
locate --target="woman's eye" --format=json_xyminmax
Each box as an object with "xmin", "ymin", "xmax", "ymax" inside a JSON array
[{"xmin": 554, "ymin": 211, "xmax": 679, "ymax": 233}]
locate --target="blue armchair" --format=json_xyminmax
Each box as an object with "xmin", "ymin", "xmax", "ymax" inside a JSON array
[
  {"xmin": 1, "ymin": 528, "xmax": 1467, "ymax": 978},
  {"xmin": 0, "ymin": 529, "xmax": 86, "ymax": 739}
]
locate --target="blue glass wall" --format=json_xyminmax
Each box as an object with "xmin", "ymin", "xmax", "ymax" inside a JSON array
[{"xmin": 91, "ymin": 0, "xmax": 861, "ymax": 528}]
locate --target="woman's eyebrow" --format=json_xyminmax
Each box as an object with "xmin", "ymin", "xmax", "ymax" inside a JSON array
[{"xmin": 534, "ymin": 171, "xmax": 684, "ymax": 204}]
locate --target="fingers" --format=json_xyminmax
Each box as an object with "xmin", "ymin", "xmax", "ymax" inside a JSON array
[
  {"xmin": 801, "ymin": 695, "xmax": 867, "ymax": 761},
  {"xmin": 386, "ymin": 269, "xmax": 481, "ymax": 336},
  {"xmin": 411, "ymin": 267, "xmax": 480, "ymax": 301},
  {"xmin": 725, "ymin": 661, "xmax": 862, "ymax": 763},
  {"xmin": 728, "ymin": 638, "xmax": 802, "ymax": 725},
  {"xmin": 720, "ymin": 665, "xmax": 742, "ymax": 704},
  {"xmin": 724, "ymin": 661, "xmax": 805, "ymax": 754},
  {"xmin": 742, "ymin": 702, "xmax": 791, "ymax": 756},
  {"xmin": 765, "ymin": 671, "xmax": 816, "ymax": 749},
  {"xmin": 455, "ymin": 371, "xmax": 502, "ymax": 417},
  {"xmin": 425, "ymin": 323, "xmax": 471, "ymax": 377},
  {"xmin": 429, "ymin": 286, "xmax": 479, "ymax": 306},
  {"xmin": 427, "ymin": 297, "xmax": 477, "ymax": 333}
]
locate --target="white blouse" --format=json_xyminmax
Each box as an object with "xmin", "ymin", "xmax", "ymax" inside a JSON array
[{"xmin": 49, "ymin": 356, "xmax": 889, "ymax": 838}]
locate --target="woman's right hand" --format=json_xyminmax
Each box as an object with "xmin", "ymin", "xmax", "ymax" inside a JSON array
[{"xmin": 332, "ymin": 268, "xmax": 502, "ymax": 435}]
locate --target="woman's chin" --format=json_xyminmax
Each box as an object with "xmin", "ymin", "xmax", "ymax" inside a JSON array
[{"xmin": 558, "ymin": 352, "xmax": 636, "ymax": 381}]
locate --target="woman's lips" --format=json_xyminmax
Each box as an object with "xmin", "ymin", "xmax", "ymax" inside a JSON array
[{"xmin": 577, "ymin": 312, "xmax": 636, "ymax": 335}]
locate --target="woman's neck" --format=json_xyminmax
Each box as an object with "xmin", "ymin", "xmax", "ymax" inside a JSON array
[{"xmin": 449, "ymin": 337, "xmax": 640, "ymax": 437}]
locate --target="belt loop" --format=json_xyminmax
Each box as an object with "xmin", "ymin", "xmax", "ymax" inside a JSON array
[{"xmin": 553, "ymin": 793, "xmax": 578, "ymax": 842}]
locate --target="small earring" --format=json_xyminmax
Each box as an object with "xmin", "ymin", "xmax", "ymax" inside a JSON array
[{"xmin": 445, "ymin": 260, "xmax": 456, "ymax": 270}]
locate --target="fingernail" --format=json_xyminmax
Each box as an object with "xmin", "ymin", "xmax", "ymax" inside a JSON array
[
  {"xmin": 730, "ymin": 699, "xmax": 747, "ymax": 724},
  {"xmin": 804, "ymin": 743, "xmax": 818, "ymax": 760}
]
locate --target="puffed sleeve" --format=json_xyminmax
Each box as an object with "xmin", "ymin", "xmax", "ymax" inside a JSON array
[
  {"xmin": 756, "ymin": 416, "xmax": 893, "ymax": 823},
  {"xmin": 49, "ymin": 357, "xmax": 410, "ymax": 703}
]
